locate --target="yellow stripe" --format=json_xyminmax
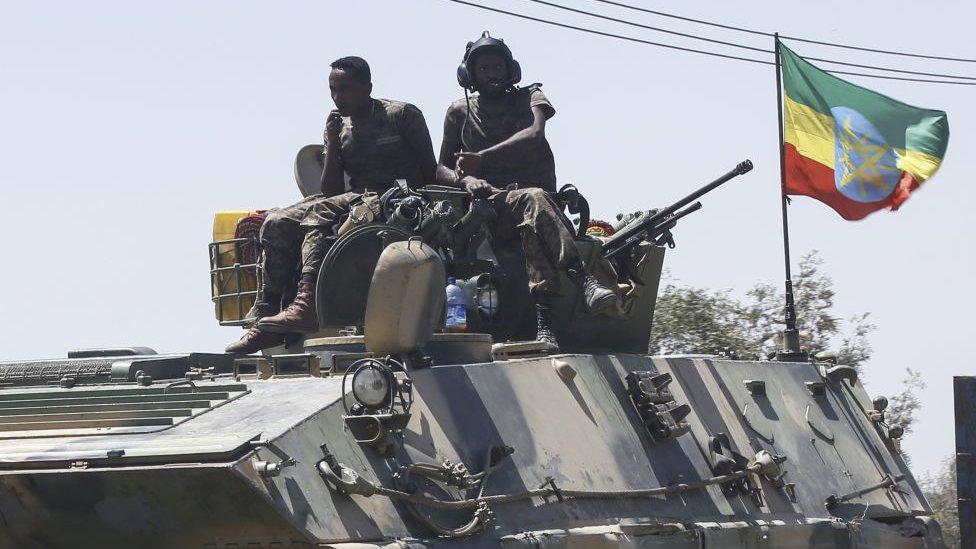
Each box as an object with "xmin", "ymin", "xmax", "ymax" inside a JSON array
[
  {"xmin": 896, "ymin": 148, "xmax": 942, "ymax": 181},
  {"xmin": 785, "ymin": 95, "xmax": 943, "ymax": 181},
  {"xmin": 784, "ymin": 95, "xmax": 834, "ymax": 167}
]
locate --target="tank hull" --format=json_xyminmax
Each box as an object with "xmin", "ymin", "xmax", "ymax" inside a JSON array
[{"xmin": 0, "ymin": 353, "xmax": 944, "ymax": 548}]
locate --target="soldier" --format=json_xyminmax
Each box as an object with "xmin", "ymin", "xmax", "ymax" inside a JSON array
[
  {"xmin": 227, "ymin": 56, "xmax": 437, "ymax": 354},
  {"xmin": 436, "ymin": 32, "xmax": 618, "ymax": 348}
]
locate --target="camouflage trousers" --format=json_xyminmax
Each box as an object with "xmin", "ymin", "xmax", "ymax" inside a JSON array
[
  {"xmin": 259, "ymin": 192, "xmax": 360, "ymax": 298},
  {"xmin": 491, "ymin": 187, "xmax": 582, "ymax": 299},
  {"xmin": 260, "ymin": 187, "xmax": 580, "ymax": 301}
]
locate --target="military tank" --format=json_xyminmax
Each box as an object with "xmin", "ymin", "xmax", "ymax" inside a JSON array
[{"xmin": 0, "ymin": 150, "xmax": 945, "ymax": 548}]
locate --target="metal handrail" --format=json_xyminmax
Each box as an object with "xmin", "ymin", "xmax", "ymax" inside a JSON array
[{"xmin": 208, "ymin": 236, "xmax": 262, "ymax": 326}]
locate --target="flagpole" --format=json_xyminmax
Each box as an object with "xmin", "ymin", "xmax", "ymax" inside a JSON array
[{"xmin": 774, "ymin": 33, "xmax": 807, "ymax": 362}]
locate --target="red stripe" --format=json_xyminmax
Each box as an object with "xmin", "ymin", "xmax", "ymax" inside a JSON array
[
  {"xmin": 889, "ymin": 172, "xmax": 920, "ymax": 211},
  {"xmin": 784, "ymin": 144, "xmax": 917, "ymax": 221}
]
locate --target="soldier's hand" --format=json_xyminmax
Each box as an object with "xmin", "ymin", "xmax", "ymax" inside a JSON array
[
  {"xmin": 454, "ymin": 151, "xmax": 482, "ymax": 177},
  {"xmin": 326, "ymin": 110, "xmax": 343, "ymax": 143},
  {"xmin": 463, "ymin": 177, "xmax": 495, "ymax": 199}
]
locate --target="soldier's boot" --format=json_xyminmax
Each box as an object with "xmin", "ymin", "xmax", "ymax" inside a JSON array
[
  {"xmin": 242, "ymin": 296, "xmax": 281, "ymax": 327},
  {"xmin": 225, "ymin": 327, "xmax": 285, "ymax": 355},
  {"xmin": 535, "ymin": 304, "xmax": 559, "ymax": 350},
  {"xmin": 535, "ymin": 303, "xmax": 559, "ymax": 351},
  {"xmin": 256, "ymin": 283, "xmax": 319, "ymax": 333},
  {"xmin": 225, "ymin": 290, "xmax": 284, "ymax": 354},
  {"xmin": 569, "ymin": 269, "xmax": 619, "ymax": 314}
]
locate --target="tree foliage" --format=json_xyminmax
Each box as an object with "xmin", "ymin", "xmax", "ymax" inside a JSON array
[
  {"xmin": 647, "ymin": 284, "xmax": 750, "ymax": 356},
  {"xmin": 649, "ymin": 251, "xmax": 873, "ymax": 369},
  {"xmin": 887, "ymin": 367, "xmax": 925, "ymax": 435},
  {"xmin": 649, "ymin": 251, "xmax": 922, "ymax": 431},
  {"xmin": 921, "ymin": 456, "xmax": 959, "ymax": 548}
]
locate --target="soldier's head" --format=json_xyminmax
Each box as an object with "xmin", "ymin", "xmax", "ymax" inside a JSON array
[
  {"xmin": 457, "ymin": 31, "xmax": 521, "ymax": 97},
  {"xmin": 329, "ymin": 56, "xmax": 373, "ymax": 116},
  {"xmin": 471, "ymin": 51, "xmax": 512, "ymax": 98}
]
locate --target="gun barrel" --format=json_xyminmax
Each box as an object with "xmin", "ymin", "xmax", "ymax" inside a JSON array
[
  {"xmin": 603, "ymin": 160, "xmax": 752, "ymax": 258},
  {"xmin": 605, "ymin": 201, "xmax": 702, "ymax": 259},
  {"xmin": 659, "ymin": 201, "xmax": 703, "ymax": 229},
  {"xmin": 674, "ymin": 200, "xmax": 702, "ymax": 217},
  {"xmin": 605, "ymin": 159, "xmax": 752, "ymax": 252},
  {"xmin": 641, "ymin": 159, "xmax": 751, "ymax": 229}
]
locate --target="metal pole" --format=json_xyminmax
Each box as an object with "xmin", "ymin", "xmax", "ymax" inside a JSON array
[
  {"xmin": 955, "ymin": 376, "xmax": 976, "ymax": 548},
  {"xmin": 774, "ymin": 34, "xmax": 806, "ymax": 362}
]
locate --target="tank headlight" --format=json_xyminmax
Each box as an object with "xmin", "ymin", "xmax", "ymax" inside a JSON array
[{"xmin": 351, "ymin": 364, "xmax": 392, "ymax": 410}]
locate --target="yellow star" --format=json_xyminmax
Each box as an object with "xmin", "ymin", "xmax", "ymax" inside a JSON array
[{"xmin": 837, "ymin": 116, "xmax": 897, "ymax": 197}]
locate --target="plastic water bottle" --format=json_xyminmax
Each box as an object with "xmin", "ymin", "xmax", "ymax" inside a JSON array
[{"xmin": 444, "ymin": 277, "xmax": 468, "ymax": 333}]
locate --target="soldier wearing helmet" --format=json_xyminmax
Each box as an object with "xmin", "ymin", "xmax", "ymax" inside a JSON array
[{"xmin": 436, "ymin": 32, "xmax": 619, "ymax": 348}]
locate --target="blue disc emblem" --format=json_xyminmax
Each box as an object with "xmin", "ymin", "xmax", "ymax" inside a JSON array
[{"xmin": 831, "ymin": 106, "xmax": 900, "ymax": 203}]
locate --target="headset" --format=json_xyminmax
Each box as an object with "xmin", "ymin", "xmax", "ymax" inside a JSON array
[{"xmin": 456, "ymin": 31, "xmax": 521, "ymax": 92}]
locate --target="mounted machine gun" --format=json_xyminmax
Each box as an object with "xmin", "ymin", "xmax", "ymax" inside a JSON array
[{"xmin": 603, "ymin": 160, "xmax": 753, "ymax": 259}]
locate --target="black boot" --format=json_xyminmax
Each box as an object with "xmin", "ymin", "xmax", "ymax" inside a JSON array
[
  {"xmin": 569, "ymin": 269, "xmax": 619, "ymax": 314},
  {"xmin": 535, "ymin": 304, "xmax": 559, "ymax": 350}
]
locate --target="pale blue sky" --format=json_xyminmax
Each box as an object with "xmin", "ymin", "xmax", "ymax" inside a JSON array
[{"xmin": 1, "ymin": 0, "xmax": 972, "ymax": 478}]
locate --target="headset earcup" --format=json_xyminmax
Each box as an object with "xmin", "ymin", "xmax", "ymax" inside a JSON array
[
  {"xmin": 457, "ymin": 64, "xmax": 472, "ymax": 90},
  {"xmin": 509, "ymin": 59, "xmax": 522, "ymax": 86}
]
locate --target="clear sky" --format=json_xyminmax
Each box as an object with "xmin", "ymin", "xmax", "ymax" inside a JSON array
[{"xmin": 1, "ymin": 0, "xmax": 972, "ymax": 478}]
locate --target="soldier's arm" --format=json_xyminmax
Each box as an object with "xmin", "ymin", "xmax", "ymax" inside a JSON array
[
  {"xmin": 320, "ymin": 141, "xmax": 345, "ymax": 197},
  {"xmin": 320, "ymin": 111, "xmax": 346, "ymax": 197},
  {"xmin": 399, "ymin": 105, "xmax": 438, "ymax": 188},
  {"xmin": 477, "ymin": 105, "xmax": 548, "ymax": 166},
  {"xmin": 435, "ymin": 110, "xmax": 492, "ymax": 194},
  {"xmin": 436, "ymin": 106, "xmax": 464, "ymax": 186}
]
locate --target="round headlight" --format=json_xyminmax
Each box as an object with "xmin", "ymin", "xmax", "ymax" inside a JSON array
[{"xmin": 352, "ymin": 365, "xmax": 391, "ymax": 409}]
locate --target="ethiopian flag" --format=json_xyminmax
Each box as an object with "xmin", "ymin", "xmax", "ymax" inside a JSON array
[{"xmin": 780, "ymin": 44, "xmax": 949, "ymax": 220}]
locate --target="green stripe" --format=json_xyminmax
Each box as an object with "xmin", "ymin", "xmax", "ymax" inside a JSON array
[{"xmin": 781, "ymin": 43, "xmax": 949, "ymax": 159}]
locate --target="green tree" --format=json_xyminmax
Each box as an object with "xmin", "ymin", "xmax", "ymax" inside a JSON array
[
  {"xmin": 647, "ymin": 280, "xmax": 749, "ymax": 356},
  {"xmin": 835, "ymin": 313, "xmax": 875, "ymax": 370},
  {"xmin": 650, "ymin": 253, "xmax": 923, "ymax": 427},
  {"xmin": 649, "ymin": 251, "xmax": 873, "ymax": 368},
  {"xmin": 921, "ymin": 457, "xmax": 959, "ymax": 548},
  {"xmin": 887, "ymin": 368, "xmax": 925, "ymax": 436}
]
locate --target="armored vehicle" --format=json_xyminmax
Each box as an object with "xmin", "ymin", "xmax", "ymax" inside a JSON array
[{"xmin": 0, "ymin": 151, "xmax": 945, "ymax": 548}]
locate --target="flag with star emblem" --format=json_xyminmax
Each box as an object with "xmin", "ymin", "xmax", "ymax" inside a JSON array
[{"xmin": 780, "ymin": 44, "xmax": 949, "ymax": 220}]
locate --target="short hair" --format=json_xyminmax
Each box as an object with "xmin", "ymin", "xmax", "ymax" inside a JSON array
[{"xmin": 330, "ymin": 56, "xmax": 371, "ymax": 84}]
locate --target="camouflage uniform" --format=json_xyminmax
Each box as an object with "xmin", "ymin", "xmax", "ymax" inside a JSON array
[
  {"xmin": 258, "ymin": 192, "xmax": 359, "ymax": 298},
  {"xmin": 260, "ymin": 98, "xmax": 435, "ymax": 299},
  {"xmin": 491, "ymin": 188, "xmax": 578, "ymax": 297},
  {"xmin": 441, "ymin": 85, "xmax": 578, "ymax": 297}
]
